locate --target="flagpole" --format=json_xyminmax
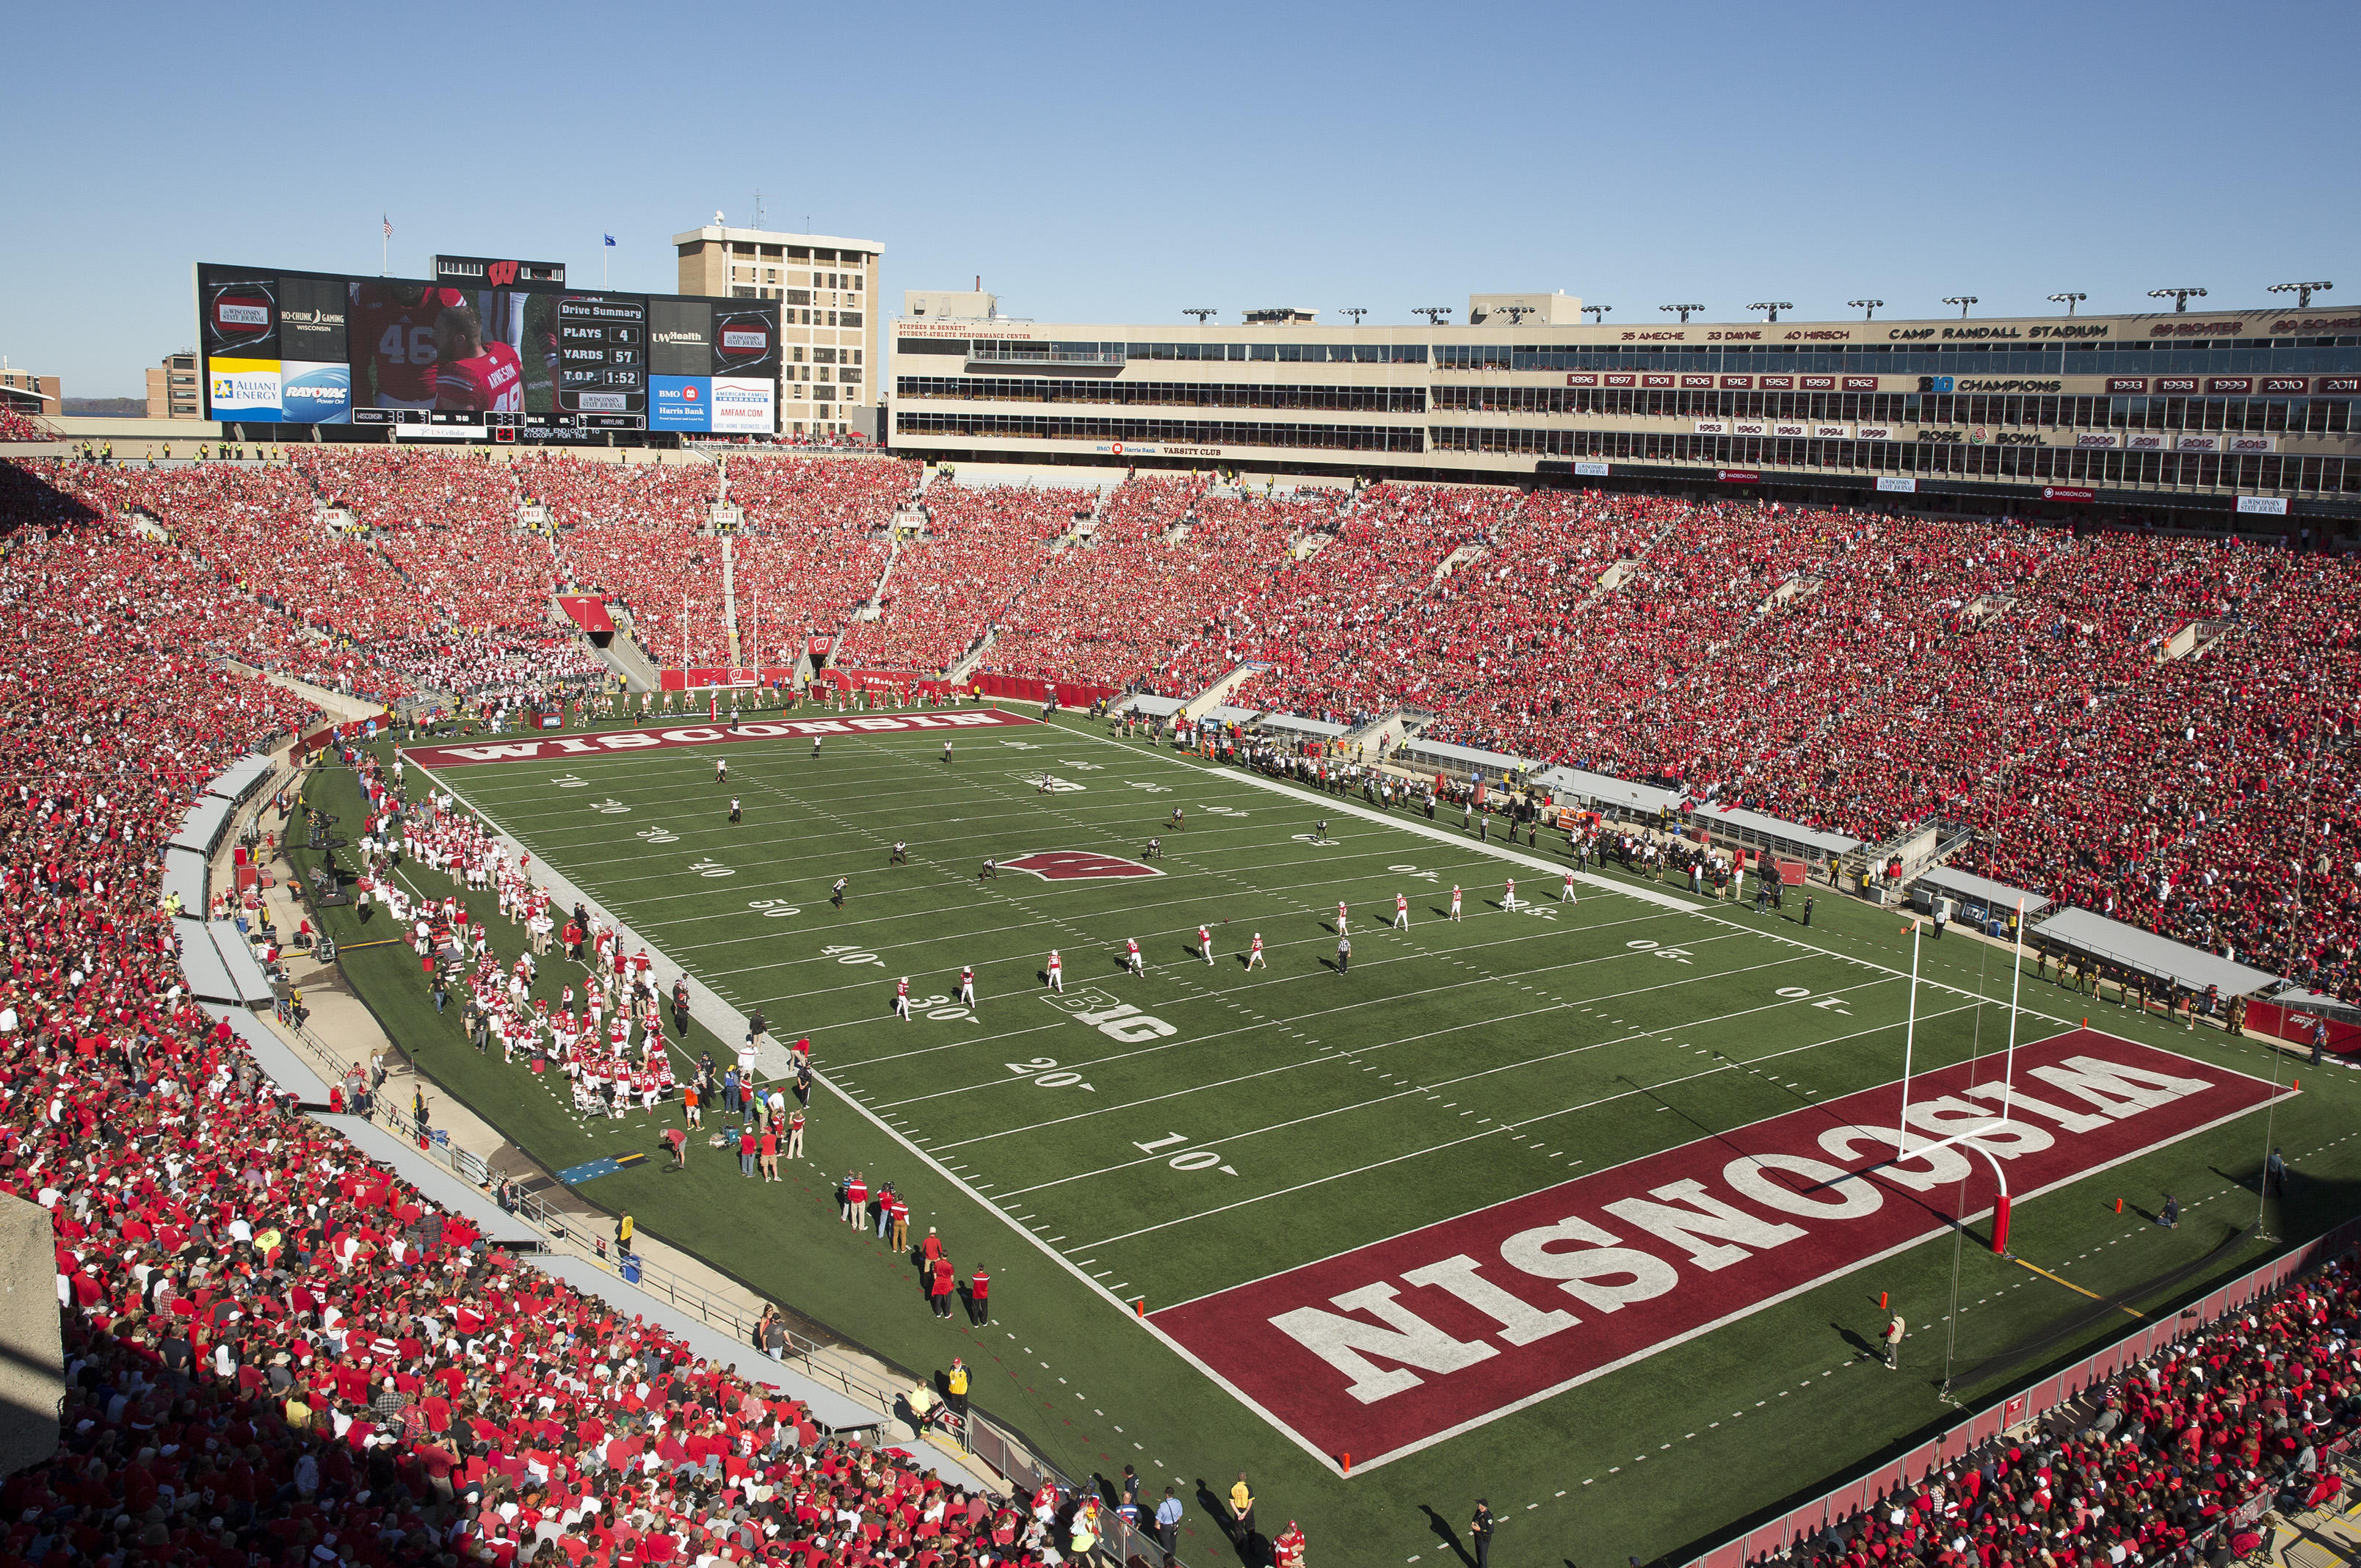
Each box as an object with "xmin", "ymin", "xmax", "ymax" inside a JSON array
[{"xmin": 1897, "ymin": 918, "xmax": 1923, "ymax": 1155}]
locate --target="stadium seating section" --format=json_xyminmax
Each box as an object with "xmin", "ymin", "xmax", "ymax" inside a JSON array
[{"xmin": 3, "ymin": 446, "xmax": 2357, "ymax": 1565}]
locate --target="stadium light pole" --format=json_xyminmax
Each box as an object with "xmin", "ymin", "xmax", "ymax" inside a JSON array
[
  {"xmin": 2048, "ymin": 292, "xmax": 2087, "ymax": 316},
  {"xmin": 2268, "ymin": 281, "xmax": 2333, "ymax": 310},
  {"xmin": 1338, "ymin": 308, "xmax": 1368, "ymax": 325},
  {"xmin": 2148, "ymin": 287, "xmax": 2206, "ymax": 313},
  {"xmin": 1414, "ymin": 308, "xmax": 1453, "ymax": 325},
  {"xmin": 1849, "ymin": 300, "xmax": 1884, "ymax": 320},
  {"xmin": 1747, "ymin": 302, "xmax": 1793, "ymax": 323},
  {"xmin": 1583, "ymin": 305, "xmax": 1612, "ymax": 324},
  {"xmin": 1661, "ymin": 304, "xmax": 1703, "ymax": 324},
  {"xmin": 1183, "ymin": 309, "xmax": 1219, "ymax": 324},
  {"xmin": 1943, "ymin": 296, "xmax": 1978, "ymax": 319}
]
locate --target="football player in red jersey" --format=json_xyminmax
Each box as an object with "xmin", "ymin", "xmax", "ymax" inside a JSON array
[
  {"xmin": 433, "ymin": 303, "xmax": 524, "ymax": 413},
  {"xmin": 349, "ymin": 281, "xmax": 465, "ymax": 408}
]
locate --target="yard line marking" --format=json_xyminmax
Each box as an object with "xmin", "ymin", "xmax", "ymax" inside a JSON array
[
  {"xmin": 1135, "ymin": 1000, "xmax": 1987, "ymax": 1302},
  {"xmin": 918, "ymin": 950, "xmax": 1853, "ymax": 1143}
]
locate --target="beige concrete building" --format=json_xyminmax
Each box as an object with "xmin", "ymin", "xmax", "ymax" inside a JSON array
[
  {"xmin": 674, "ymin": 223, "xmax": 881, "ymax": 438},
  {"xmin": 0, "ymin": 364, "xmax": 59, "ymax": 424},
  {"xmin": 145, "ymin": 349, "xmax": 201, "ymax": 420},
  {"xmin": 889, "ymin": 292, "xmax": 2361, "ymax": 530}
]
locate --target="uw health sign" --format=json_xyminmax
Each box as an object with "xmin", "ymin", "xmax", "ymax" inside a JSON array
[
  {"xmin": 1154, "ymin": 1030, "xmax": 2278, "ymax": 1470},
  {"xmin": 403, "ymin": 710, "xmax": 1042, "ymax": 768}
]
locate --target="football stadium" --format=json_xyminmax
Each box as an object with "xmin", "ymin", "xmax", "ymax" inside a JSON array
[{"xmin": 9, "ymin": 12, "xmax": 2361, "ymax": 1567}]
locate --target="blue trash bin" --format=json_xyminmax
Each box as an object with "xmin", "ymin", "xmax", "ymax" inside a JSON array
[{"xmin": 620, "ymin": 1254, "xmax": 642, "ymax": 1285}]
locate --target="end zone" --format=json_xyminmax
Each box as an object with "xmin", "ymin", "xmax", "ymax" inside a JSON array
[
  {"xmin": 1152, "ymin": 1028, "xmax": 2286, "ymax": 1472},
  {"xmin": 402, "ymin": 708, "xmax": 1042, "ymax": 768}
]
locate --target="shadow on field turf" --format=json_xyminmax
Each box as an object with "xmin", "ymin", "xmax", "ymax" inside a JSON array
[
  {"xmin": 1415, "ymin": 1503, "xmax": 1474, "ymax": 1567},
  {"xmin": 1831, "ymin": 1321, "xmax": 1883, "ymax": 1362}
]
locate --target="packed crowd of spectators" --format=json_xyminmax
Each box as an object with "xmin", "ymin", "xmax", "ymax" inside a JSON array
[
  {"xmin": 839, "ymin": 480, "xmax": 1095, "ymax": 675},
  {"xmin": 726, "ymin": 458, "xmax": 911, "ymax": 668},
  {"xmin": 0, "ymin": 407, "xmax": 51, "ymax": 442},
  {"xmin": 984, "ymin": 476, "xmax": 1348, "ymax": 691},
  {"xmin": 1192, "ymin": 482, "xmax": 1522, "ymax": 720},
  {"xmin": 0, "ymin": 454, "xmax": 1005, "ymax": 1567},
  {"xmin": 23, "ymin": 443, "xmax": 2361, "ymax": 990},
  {"xmin": 1786, "ymin": 1257, "xmax": 2361, "ymax": 1567},
  {"xmin": 10, "ymin": 443, "xmax": 2361, "ymax": 1562},
  {"xmin": 979, "ymin": 479, "xmax": 2359, "ymax": 997}
]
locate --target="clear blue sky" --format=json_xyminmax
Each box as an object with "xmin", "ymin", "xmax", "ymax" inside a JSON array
[{"xmin": 5, "ymin": 0, "xmax": 2356, "ymax": 397}]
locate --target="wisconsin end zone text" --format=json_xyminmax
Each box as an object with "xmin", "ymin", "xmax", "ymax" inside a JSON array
[
  {"xmin": 1153, "ymin": 1030, "xmax": 2282, "ymax": 1470},
  {"xmin": 402, "ymin": 708, "xmax": 1042, "ymax": 769}
]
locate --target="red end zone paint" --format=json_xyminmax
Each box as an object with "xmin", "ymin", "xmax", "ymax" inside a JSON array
[
  {"xmin": 402, "ymin": 709, "xmax": 1041, "ymax": 768},
  {"xmin": 1152, "ymin": 1029, "xmax": 2282, "ymax": 1471}
]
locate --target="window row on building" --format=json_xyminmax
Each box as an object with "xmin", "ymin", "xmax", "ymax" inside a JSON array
[
  {"xmin": 1428, "ymin": 426, "xmax": 2361, "ymax": 494},
  {"xmin": 893, "ymin": 338, "xmax": 1432, "ymax": 365},
  {"xmin": 1435, "ymin": 338, "xmax": 2361, "ymax": 377},
  {"xmin": 893, "ymin": 376, "xmax": 1426, "ymax": 413},
  {"xmin": 891, "ymin": 411, "xmax": 1424, "ymax": 453},
  {"xmin": 1430, "ymin": 386, "xmax": 2358, "ymax": 434}
]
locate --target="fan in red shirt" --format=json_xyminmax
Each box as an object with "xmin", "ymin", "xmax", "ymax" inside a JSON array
[{"xmin": 433, "ymin": 303, "xmax": 524, "ymax": 413}]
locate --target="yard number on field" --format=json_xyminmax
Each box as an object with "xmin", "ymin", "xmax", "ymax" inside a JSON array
[
  {"xmin": 747, "ymin": 899, "xmax": 800, "ymax": 920},
  {"xmin": 823, "ymin": 944, "xmax": 888, "ymax": 967},
  {"xmin": 1775, "ymin": 984, "xmax": 1851, "ymax": 1015},
  {"xmin": 1131, "ymin": 1130, "xmax": 1238, "ymax": 1176},
  {"xmin": 1004, "ymin": 1057, "xmax": 1094, "ymax": 1090},
  {"xmin": 1627, "ymin": 938, "xmax": 1694, "ymax": 964},
  {"xmin": 551, "ymin": 774, "xmax": 590, "ymax": 789}
]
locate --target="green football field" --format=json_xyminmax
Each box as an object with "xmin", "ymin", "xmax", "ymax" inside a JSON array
[{"xmin": 292, "ymin": 707, "xmax": 2361, "ymax": 1567}]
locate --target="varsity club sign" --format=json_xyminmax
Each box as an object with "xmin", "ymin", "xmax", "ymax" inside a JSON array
[
  {"xmin": 1153, "ymin": 1030, "xmax": 2281, "ymax": 1470},
  {"xmin": 404, "ymin": 709, "xmax": 1041, "ymax": 769}
]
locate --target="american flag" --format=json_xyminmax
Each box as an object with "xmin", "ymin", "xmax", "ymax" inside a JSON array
[{"xmin": 382, "ymin": 214, "xmax": 391, "ymax": 239}]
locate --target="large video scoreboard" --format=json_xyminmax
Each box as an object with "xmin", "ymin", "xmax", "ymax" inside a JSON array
[{"xmin": 196, "ymin": 262, "xmax": 780, "ymax": 438}]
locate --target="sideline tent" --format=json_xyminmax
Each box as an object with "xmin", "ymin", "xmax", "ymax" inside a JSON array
[
  {"xmin": 2031, "ymin": 905, "xmax": 2282, "ymax": 998},
  {"xmin": 556, "ymin": 595, "xmax": 617, "ymax": 634}
]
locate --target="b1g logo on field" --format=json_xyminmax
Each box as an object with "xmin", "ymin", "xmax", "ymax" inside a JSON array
[{"xmin": 1001, "ymin": 850, "xmax": 1163, "ymax": 881}]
